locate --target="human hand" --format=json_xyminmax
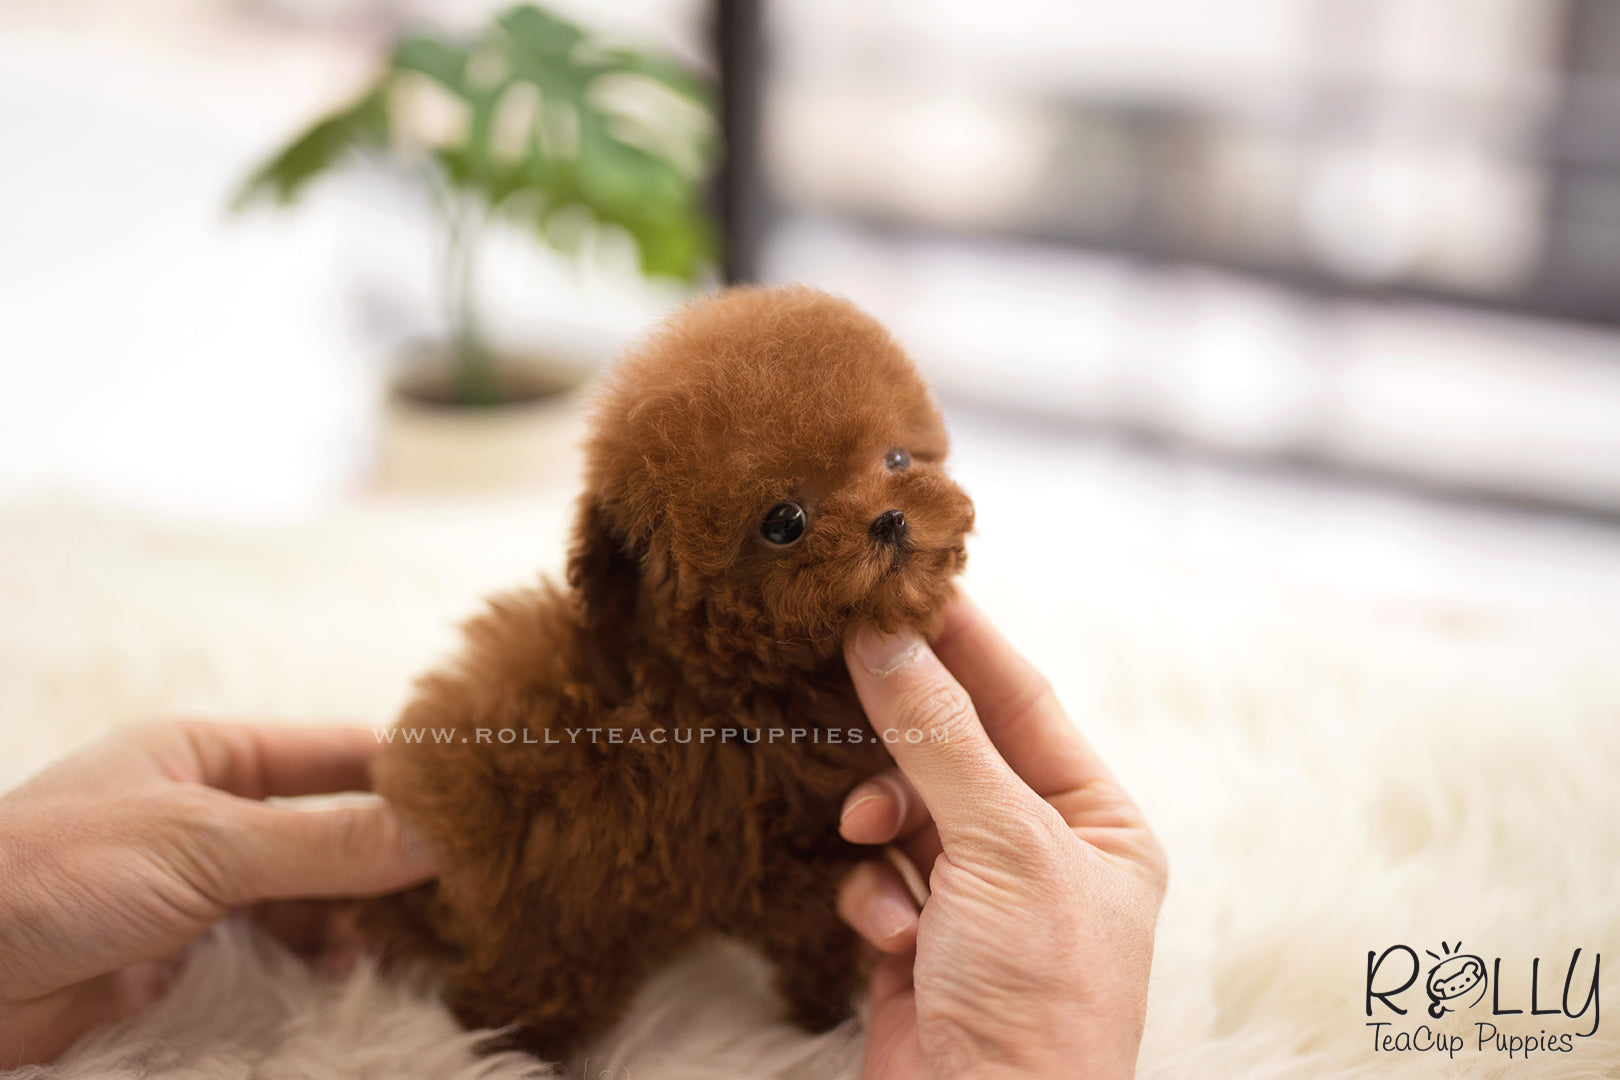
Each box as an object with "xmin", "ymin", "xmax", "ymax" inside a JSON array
[
  {"xmin": 0, "ymin": 720, "xmax": 434, "ymax": 1066},
  {"xmin": 838, "ymin": 595, "xmax": 1168, "ymax": 1080}
]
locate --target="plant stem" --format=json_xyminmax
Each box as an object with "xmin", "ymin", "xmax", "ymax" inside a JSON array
[{"xmin": 446, "ymin": 199, "xmax": 501, "ymax": 406}]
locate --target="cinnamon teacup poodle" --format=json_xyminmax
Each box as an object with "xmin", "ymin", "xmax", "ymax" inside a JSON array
[{"xmin": 362, "ymin": 285, "xmax": 975, "ymax": 1062}]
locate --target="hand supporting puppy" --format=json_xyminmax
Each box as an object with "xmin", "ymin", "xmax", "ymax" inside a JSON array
[
  {"xmin": 0, "ymin": 721, "xmax": 435, "ymax": 1066},
  {"xmin": 838, "ymin": 596, "xmax": 1168, "ymax": 1080}
]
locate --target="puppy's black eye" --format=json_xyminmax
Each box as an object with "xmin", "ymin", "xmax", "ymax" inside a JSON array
[
  {"xmin": 884, "ymin": 447, "xmax": 911, "ymax": 471},
  {"xmin": 760, "ymin": 502, "xmax": 806, "ymax": 545}
]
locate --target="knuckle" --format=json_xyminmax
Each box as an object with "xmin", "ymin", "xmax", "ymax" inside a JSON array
[
  {"xmin": 133, "ymin": 784, "xmax": 226, "ymax": 847},
  {"xmin": 1005, "ymin": 801, "xmax": 1067, "ymax": 860},
  {"xmin": 1139, "ymin": 832, "xmax": 1171, "ymax": 897},
  {"xmin": 900, "ymin": 683, "xmax": 977, "ymax": 744},
  {"xmin": 124, "ymin": 716, "xmax": 170, "ymax": 739},
  {"xmin": 149, "ymin": 786, "xmax": 248, "ymax": 903},
  {"xmin": 1004, "ymin": 671, "xmax": 1057, "ymax": 724},
  {"xmin": 120, "ymin": 716, "xmax": 186, "ymax": 749},
  {"xmin": 961, "ymin": 797, "xmax": 1070, "ymax": 876},
  {"xmin": 125, "ymin": 717, "xmax": 220, "ymax": 774},
  {"xmin": 153, "ymin": 716, "xmax": 215, "ymax": 742}
]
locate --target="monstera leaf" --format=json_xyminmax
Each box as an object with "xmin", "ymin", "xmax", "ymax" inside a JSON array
[
  {"xmin": 232, "ymin": 89, "xmax": 390, "ymax": 209},
  {"xmin": 235, "ymin": 3, "xmax": 716, "ymax": 284}
]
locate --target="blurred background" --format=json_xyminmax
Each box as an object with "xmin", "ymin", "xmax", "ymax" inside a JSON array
[{"xmin": 3, "ymin": 0, "xmax": 1619, "ymax": 616}]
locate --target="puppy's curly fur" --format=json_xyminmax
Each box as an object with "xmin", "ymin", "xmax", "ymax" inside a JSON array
[{"xmin": 361, "ymin": 286, "xmax": 975, "ymax": 1062}]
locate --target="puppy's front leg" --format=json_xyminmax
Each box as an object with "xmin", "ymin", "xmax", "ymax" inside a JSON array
[
  {"xmin": 442, "ymin": 921, "xmax": 671, "ymax": 1063},
  {"xmin": 428, "ymin": 827, "xmax": 698, "ymax": 1061},
  {"xmin": 741, "ymin": 878, "xmax": 866, "ymax": 1033}
]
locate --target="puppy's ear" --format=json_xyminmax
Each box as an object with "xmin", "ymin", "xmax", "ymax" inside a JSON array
[{"xmin": 566, "ymin": 499, "xmax": 641, "ymax": 631}]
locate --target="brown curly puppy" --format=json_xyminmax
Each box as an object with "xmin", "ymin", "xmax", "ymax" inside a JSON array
[{"xmin": 361, "ymin": 286, "xmax": 975, "ymax": 1062}]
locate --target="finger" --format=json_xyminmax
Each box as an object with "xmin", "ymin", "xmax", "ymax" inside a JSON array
[
  {"xmin": 250, "ymin": 900, "xmax": 366, "ymax": 958},
  {"xmin": 839, "ymin": 770, "xmax": 928, "ymax": 846},
  {"xmin": 884, "ymin": 845, "xmax": 930, "ymax": 906},
  {"xmin": 157, "ymin": 721, "xmax": 386, "ymax": 799},
  {"xmin": 206, "ymin": 797, "xmax": 435, "ymax": 905},
  {"xmin": 860, "ymin": 951, "xmax": 920, "ymax": 1080},
  {"xmin": 930, "ymin": 594, "xmax": 1113, "ymax": 798},
  {"xmin": 0, "ymin": 960, "xmax": 182, "ymax": 1067},
  {"xmin": 899, "ymin": 826, "xmax": 944, "ymax": 889},
  {"xmin": 874, "ymin": 952, "xmax": 913, "ymax": 1010},
  {"xmin": 838, "ymin": 771, "xmax": 945, "ymax": 884},
  {"xmin": 845, "ymin": 625, "xmax": 1037, "ymax": 845},
  {"xmin": 836, "ymin": 859, "xmax": 918, "ymax": 953},
  {"xmin": 869, "ymin": 950, "xmax": 916, "ymax": 1010}
]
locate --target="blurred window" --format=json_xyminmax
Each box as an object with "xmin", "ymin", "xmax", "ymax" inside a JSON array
[{"xmin": 757, "ymin": 0, "xmax": 1619, "ymax": 322}]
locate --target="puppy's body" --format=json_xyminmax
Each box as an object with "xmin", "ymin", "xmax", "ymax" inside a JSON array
[
  {"xmin": 365, "ymin": 288, "xmax": 973, "ymax": 1061},
  {"xmin": 368, "ymin": 582, "xmax": 889, "ymax": 1055}
]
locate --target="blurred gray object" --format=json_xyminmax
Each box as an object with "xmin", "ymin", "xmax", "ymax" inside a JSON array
[{"xmin": 719, "ymin": 0, "xmax": 1620, "ymax": 519}]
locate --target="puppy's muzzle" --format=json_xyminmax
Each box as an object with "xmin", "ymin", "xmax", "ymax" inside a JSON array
[{"xmin": 869, "ymin": 509, "xmax": 909, "ymax": 547}]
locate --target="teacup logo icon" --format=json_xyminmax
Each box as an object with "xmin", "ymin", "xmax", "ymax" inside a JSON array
[{"xmin": 1425, "ymin": 942, "xmax": 1488, "ymax": 1018}]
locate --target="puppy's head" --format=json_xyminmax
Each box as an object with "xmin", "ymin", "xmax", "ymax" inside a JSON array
[{"xmin": 571, "ymin": 286, "xmax": 974, "ymax": 674}]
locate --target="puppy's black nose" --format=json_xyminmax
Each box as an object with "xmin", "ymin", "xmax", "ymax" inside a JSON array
[{"xmin": 870, "ymin": 509, "xmax": 909, "ymax": 546}]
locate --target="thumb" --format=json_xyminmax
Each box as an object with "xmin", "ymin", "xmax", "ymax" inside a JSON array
[
  {"xmin": 846, "ymin": 625, "xmax": 1040, "ymax": 849},
  {"xmin": 210, "ymin": 797, "xmax": 436, "ymax": 904}
]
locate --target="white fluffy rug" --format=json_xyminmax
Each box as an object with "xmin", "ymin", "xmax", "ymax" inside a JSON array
[{"xmin": 2, "ymin": 493, "xmax": 1618, "ymax": 1079}]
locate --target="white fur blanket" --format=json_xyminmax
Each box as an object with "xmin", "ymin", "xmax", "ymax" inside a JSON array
[{"xmin": 2, "ymin": 496, "xmax": 1617, "ymax": 1079}]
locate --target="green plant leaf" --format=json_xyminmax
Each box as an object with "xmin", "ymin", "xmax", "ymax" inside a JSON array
[
  {"xmin": 576, "ymin": 120, "xmax": 687, "ymax": 207},
  {"xmin": 231, "ymin": 86, "xmax": 389, "ymax": 209},
  {"xmin": 499, "ymin": 5, "xmax": 585, "ymax": 62},
  {"xmin": 499, "ymin": 6, "xmax": 592, "ymax": 105},
  {"xmin": 392, "ymin": 34, "xmax": 472, "ymax": 97},
  {"xmin": 233, "ymin": 2, "xmax": 717, "ymax": 285},
  {"xmin": 509, "ymin": 59, "xmax": 582, "ymax": 104},
  {"xmin": 587, "ymin": 48, "xmax": 714, "ymax": 109},
  {"xmin": 598, "ymin": 201, "xmax": 714, "ymax": 281}
]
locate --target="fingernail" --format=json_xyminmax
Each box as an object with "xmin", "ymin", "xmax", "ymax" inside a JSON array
[
  {"xmin": 869, "ymin": 896, "xmax": 918, "ymax": 942},
  {"xmin": 840, "ymin": 782, "xmax": 887, "ymax": 826},
  {"xmin": 854, "ymin": 626, "xmax": 921, "ymax": 676}
]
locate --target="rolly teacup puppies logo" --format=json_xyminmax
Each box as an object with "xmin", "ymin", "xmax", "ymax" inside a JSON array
[
  {"xmin": 1367, "ymin": 941, "xmax": 1601, "ymax": 1060},
  {"xmin": 1426, "ymin": 942, "xmax": 1488, "ymax": 1017}
]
